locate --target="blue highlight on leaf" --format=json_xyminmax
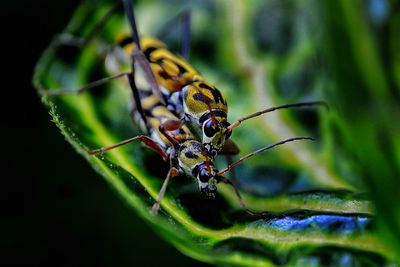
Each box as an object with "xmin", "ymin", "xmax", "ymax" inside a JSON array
[{"xmin": 267, "ymin": 214, "xmax": 371, "ymax": 234}]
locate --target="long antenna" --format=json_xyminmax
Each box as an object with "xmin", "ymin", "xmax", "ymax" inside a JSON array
[
  {"xmin": 122, "ymin": 0, "xmax": 166, "ymax": 106},
  {"xmin": 122, "ymin": 0, "xmax": 141, "ymax": 50},
  {"xmin": 227, "ymin": 101, "xmax": 328, "ymax": 131},
  {"xmin": 217, "ymin": 137, "xmax": 314, "ymax": 176}
]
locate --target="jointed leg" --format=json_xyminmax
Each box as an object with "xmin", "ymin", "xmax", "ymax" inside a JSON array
[
  {"xmin": 88, "ymin": 135, "xmax": 168, "ymax": 161},
  {"xmin": 121, "ymin": 0, "xmax": 165, "ymax": 106},
  {"xmin": 42, "ymin": 72, "xmax": 130, "ymax": 96},
  {"xmin": 125, "ymin": 70, "xmax": 149, "ymax": 131},
  {"xmin": 130, "ymin": 48, "xmax": 166, "ymax": 105},
  {"xmin": 160, "ymin": 119, "xmax": 184, "ymax": 132},
  {"xmin": 180, "ymin": 11, "xmax": 191, "ymax": 60},
  {"xmin": 42, "ymin": 2, "xmax": 127, "ymax": 97},
  {"xmin": 52, "ymin": 1, "xmax": 122, "ymax": 48},
  {"xmin": 151, "ymin": 167, "xmax": 179, "ymax": 215},
  {"xmin": 158, "ymin": 123, "xmax": 181, "ymax": 148},
  {"xmin": 156, "ymin": 9, "xmax": 192, "ymax": 59}
]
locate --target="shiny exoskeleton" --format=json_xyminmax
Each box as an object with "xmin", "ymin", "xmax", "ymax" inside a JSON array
[
  {"xmin": 107, "ymin": 32, "xmax": 324, "ymax": 157},
  {"xmin": 108, "ymin": 35, "xmax": 232, "ymax": 156},
  {"xmin": 132, "ymin": 88, "xmax": 221, "ymax": 198},
  {"xmin": 43, "ymin": 0, "xmax": 318, "ymax": 214},
  {"xmin": 91, "ymin": 68, "xmax": 313, "ymax": 214}
]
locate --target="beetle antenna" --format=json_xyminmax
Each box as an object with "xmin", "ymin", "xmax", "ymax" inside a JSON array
[
  {"xmin": 206, "ymin": 102, "xmax": 219, "ymax": 128},
  {"xmin": 227, "ymin": 101, "xmax": 328, "ymax": 131},
  {"xmin": 217, "ymin": 137, "xmax": 314, "ymax": 176},
  {"xmin": 122, "ymin": 0, "xmax": 141, "ymax": 49}
]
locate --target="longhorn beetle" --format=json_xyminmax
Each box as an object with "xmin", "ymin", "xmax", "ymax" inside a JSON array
[
  {"xmin": 42, "ymin": 0, "xmax": 320, "ymax": 213},
  {"xmin": 87, "ymin": 67, "xmax": 313, "ymax": 214},
  {"xmin": 44, "ymin": 0, "xmax": 326, "ymax": 156}
]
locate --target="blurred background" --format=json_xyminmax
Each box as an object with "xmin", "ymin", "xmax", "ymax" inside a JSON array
[
  {"xmin": 3, "ymin": 0, "xmax": 400, "ymax": 265},
  {"xmin": 2, "ymin": 0, "xmax": 208, "ymax": 266}
]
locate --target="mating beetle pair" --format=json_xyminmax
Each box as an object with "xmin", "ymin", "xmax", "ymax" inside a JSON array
[{"xmin": 44, "ymin": 0, "xmax": 324, "ymax": 214}]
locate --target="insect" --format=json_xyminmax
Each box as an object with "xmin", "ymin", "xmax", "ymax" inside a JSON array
[
  {"xmin": 106, "ymin": 13, "xmax": 326, "ymax": 156},
  {"xmin": 45, "ymin": 0, "xmax": 326, "ymax": 157},
  {"xmin": 86, "ymin": 71, "xmax": 313, "ymax": 214},
  {"xmin": 42, "ymin": 0, "xmax": 318, "ymax": 213}
]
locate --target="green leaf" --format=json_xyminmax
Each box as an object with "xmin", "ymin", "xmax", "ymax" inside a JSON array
[
  {"xmin": 320, "ymin": 0, "xmax": 400, "ymax": 256},
  {"xmin": 33, "ymin": 0, "xmax": 399, "ymax": 265}
]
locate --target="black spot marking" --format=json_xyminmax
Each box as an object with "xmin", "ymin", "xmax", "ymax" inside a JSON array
[
  {"xmin": 144, "ymin": 46, "xmax": 157, "ymax": 59},
  {"xmin": 198, "ymin": 83, "xmax": 225, "ymax": 104},
  {"xmin": 175, "ymin": 62, "xmax": 188, "ymax": 75},
  {"xmin": 198, "ymin": 82, "xmax": 213, "ymax": 90},
  {"xmin": 193, "ymin": 93, "xmax": 213, "ymax": 104},
  {"xmin": 185, "ymin": 151, "xmax": 199, "ymax": 159},
  {"xmin": 158, "ymin": 71, "xmax": 170, "ymax": 80},
  {"xmin": 118, "ymin": 36, "xmax": 133, "ymax": 47},
  {"xmin": 210, "ymin": 89, "xmax": 225, "ymax": 104}
]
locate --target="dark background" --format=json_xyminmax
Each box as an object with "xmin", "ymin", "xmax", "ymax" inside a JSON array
[{"xmin": 2, "ymin": 1, "xmax": 208, "ymax": 266}]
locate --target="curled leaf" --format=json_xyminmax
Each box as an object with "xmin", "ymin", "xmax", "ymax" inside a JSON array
[{"xmin": 34, "ymin": 0, "xmax": 398, "ymax": 265}]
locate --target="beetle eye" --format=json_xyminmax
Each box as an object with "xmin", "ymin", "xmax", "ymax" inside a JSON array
[
  {"xmin": 199, "ymin": 169, "xmax": 211, "ymax": 183},
  {"xmin": 204, "ymin": 119, "xmax": 219, "ymax": 138}
]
